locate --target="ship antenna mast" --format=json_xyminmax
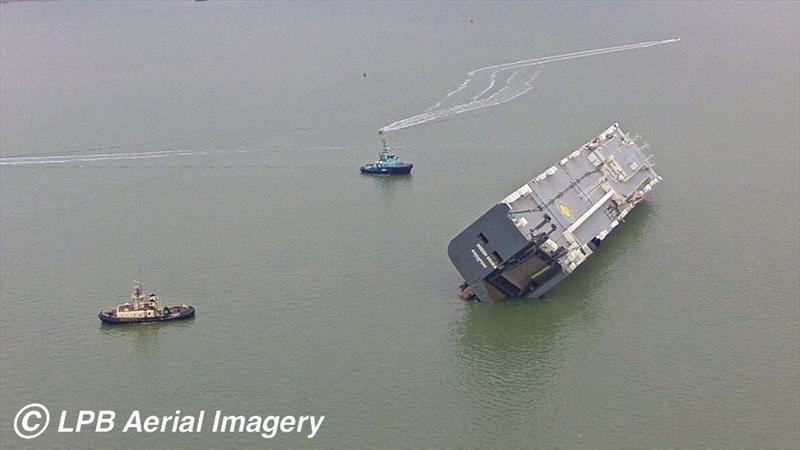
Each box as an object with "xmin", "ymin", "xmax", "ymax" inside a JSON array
[{"xmin": 132, "ymin": 269, "xmax": 144, "ymax": 309}]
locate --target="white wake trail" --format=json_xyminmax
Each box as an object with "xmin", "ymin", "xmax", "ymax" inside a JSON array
[
  {"xmin": 382, "ymin": 37, "xmax": 679, "ymax": 133},
  {"xmin": 0, "ymin": 149, "xmax": 196, "ymax": 166}
]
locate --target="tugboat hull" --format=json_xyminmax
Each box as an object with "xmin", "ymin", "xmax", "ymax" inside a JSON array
[
  {"xmin": 98, "ymin": 305, "xmax": 195, "ymax": 324},
  {"xmin": 359, "ymin": 163, "xmax": 413, "ymax": 175}
]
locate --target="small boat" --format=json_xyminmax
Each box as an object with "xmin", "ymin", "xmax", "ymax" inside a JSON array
[
  {"xmin": 359, "ymin": 133, "xmax": 413, "ymax": 175},
  {"xmin": 98, "ymin": 280, "xmax": 195, "ymax": 325}
]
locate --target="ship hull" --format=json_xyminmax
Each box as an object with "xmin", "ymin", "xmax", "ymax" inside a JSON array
[
  {"xmin": 448, "ymin": 123, "xmax": 661, "ymax": 303},
  {"xmin": 98, "ymin": 305, "xmax": 195, "ymax": 324},
  {"xmin": 359, "ymin": 164, "xmax": 412, "ymax": 175}
]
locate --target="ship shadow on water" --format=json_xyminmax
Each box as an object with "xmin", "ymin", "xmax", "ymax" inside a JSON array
[
  {"xmin": 359, "ymin": 171, "xmax": 414, "ymax": 200},
  {"xmin": 362, "ymin": 173, "xmax": 413, "ymax": 185},
  {"xmin": 453, "ymin": 289, "xmax": 598, "ymax": 413},
  {"xmin": 98, "ymin": 317, "xmax": 197, "ymax": 366},
  {"xmin": 451, "ymin": 205, "xmax": 655, "ymax": 413}
]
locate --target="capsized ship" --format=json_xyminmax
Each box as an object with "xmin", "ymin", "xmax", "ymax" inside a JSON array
[
  {"xmin": 448, "ymin": 123, "xmax": 661, "ymax": 302},
  {"xmin": 359, "ymin": 132, "xmax": 413, "ymax": 175},
  {"xmin": 98, "ymin": 280, "xmax": 195, "ymax": 324}
]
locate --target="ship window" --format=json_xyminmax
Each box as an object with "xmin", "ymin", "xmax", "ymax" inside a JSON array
[
  {"xmin": 477, "ymin": 233, "xmax": 489, "ymax": 245},
  {"xmin": 489, "ymin": 251, "xmax": 502, "ymax": 265}
]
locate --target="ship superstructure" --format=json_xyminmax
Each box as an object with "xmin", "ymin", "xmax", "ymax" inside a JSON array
[
  {"xmin": 448, "ymin": 123, "xmax": 661, "ymax": 302},
  {"xmin": 98, "ymin": 280, "xmax": 195, "ymax": 324}
]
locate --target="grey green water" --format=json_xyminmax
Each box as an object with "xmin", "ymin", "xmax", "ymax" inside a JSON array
[{"xmin": 1, "ymin": 2, "xmax": 798, "ymax": 448}]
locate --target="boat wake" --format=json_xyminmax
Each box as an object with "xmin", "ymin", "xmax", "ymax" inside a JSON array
[
  {"xmin": 379, "ymin": 38, "xmax": 679, "ymax": 133},
  {"xmin": 0, "ymin": 149, "xmax": 200, "ymax": 166}
]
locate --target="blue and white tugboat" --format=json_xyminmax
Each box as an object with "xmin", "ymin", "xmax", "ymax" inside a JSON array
[
  {"xmin": 98, "ymin": 280, "xmax": 195, "ymax": 324},
  {"xmin": 359, "ymin": 132, "xmax": 413, "ymax": 175}
]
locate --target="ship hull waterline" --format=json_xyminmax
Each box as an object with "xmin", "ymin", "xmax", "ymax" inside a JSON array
[
  {"xmin": 98, "ymin": 305, "xmax": 196, "ymax": 325},
  {"xmin": 359, "ymin": 164, "xmax": 413, "ymax": 175}
]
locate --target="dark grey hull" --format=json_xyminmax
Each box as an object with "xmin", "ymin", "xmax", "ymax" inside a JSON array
[
  {"xmin": 450, "ymin": 204, "xmax": 578, "ymax": 303},
  {"xmin": 359, "ymin": 163, "xmax": 413, "ymax": 175},
  {"xmin": 98, "ymin": 305, "xmax": 195, "ymax": 324}
]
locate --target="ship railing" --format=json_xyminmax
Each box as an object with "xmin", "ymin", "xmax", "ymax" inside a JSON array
[
  {"xmin": 633, "ymin": 142, "xmax": 656, "ymax": 169},
  {"xmin": 603, "ymin": 137, "xmax": 655, "ymax": 183}
]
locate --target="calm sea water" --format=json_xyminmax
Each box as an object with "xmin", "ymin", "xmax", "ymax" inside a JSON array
[{"xmin": 1, "ymin": 2, "xmax": 798, "ymax": 448}]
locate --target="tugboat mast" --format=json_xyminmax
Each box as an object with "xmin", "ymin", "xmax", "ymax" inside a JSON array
[{"xmin": 131, "ymin": 279, "xmax": 144, "ymax": 310}]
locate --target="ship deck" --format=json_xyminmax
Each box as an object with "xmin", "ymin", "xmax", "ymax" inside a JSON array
[{"xmin": 504, "ymin": 124, "xmax": 659, "ymax": 254}]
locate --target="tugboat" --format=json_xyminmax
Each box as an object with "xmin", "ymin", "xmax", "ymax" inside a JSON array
[
  {"xmin": 98, "ymin": 280, "xmax": 195, "ymax": 324},
  {"xmin": 359, "ymin": 132, "xmax": 413, "ymax": 175}
]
